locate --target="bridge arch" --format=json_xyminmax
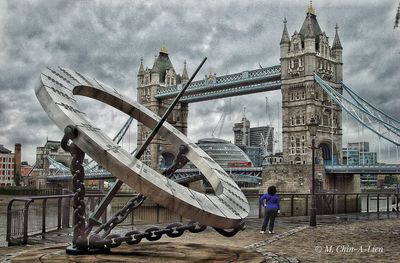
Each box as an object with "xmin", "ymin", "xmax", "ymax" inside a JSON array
[
  {"xmin": 318, "ymin": 141, "xmax": 338, "ymax": 165},
  {"xmin": 159, "ymin": 152, "xmax": 175, "ymax": 169}
]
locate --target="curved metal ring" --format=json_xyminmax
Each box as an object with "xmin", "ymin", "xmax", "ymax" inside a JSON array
[{"xmin": 35, "ymin": 67, "xmax": 249, "ymax": 229}]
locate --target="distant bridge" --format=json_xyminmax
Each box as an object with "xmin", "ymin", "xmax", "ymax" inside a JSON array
[
  {"xmin": 155, "ymin": 65, "xmax": 281, "ymax": 103},
  {"xmin": 43, "ymin": 65, "xmax": 400, "ymax": 186},
  {"xmin": 45, "ymin": 164, "xmax": 400, "ymax": 184},
  {"xmin": 46, "ymin": 167, "xmax": 264, "ymax": 184},
  {"xmin": 325, "ymin": 165, "xmax": 400, "ymax": 174}
]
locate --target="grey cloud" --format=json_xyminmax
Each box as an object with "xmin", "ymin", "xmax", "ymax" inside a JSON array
[{"xmin": 0, "ymin": 0, "xmax": 398, "ymax": 164}]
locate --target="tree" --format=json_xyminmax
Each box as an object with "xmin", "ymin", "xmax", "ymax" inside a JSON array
[{"xmin": 384, "ymin": 175, "xmax": 398, "ymax": 186}]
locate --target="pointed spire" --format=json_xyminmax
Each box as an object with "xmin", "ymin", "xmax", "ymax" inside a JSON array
[
  {"xmin": 332, "ymin": 24, "xmax": 343, "ymax": 50},
  {"xmin": 151, "ymin": 54, "xmax": 159, "ymax": 73},
  {"xmin": 138, "ymin": 57, "xmax": 145, "ymax": 75},
  {"xmin": 181, "ymin": 60, "xmax": 189, "ymax": 81},
  {"xmin": 280, "ymin": 17, "xmax": 290, "ymax": 44},
  {"xmin": 308, "ymin": 0, "xmax": 316, "ymax": 16},
  {"xmin": 160, "ymin": 46, "xmax": 168, "ymax": 54},
  {"xmin": 305, "ymin": 14, "xmax": 315, "ymax": 38}
]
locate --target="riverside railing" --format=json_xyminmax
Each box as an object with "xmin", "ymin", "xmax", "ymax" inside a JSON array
[
  {"xmin": 6, "ymin": 193, "xmax": 183, "ymax": 245},
  {"xmin": 257, "ymin": 192, "xmax": 400, "ymax": 218},
  {"xmin": 7, "ymin": 192, "xmax": 399, "ymax": 245},
  {"xmin": 6, "ymin": 194, "xmax": 73, "ymax": 245}
]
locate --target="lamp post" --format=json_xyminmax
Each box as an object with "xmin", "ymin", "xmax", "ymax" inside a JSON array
[{"xmin": 308, "ymin": 117, "xmax": 318, "ymax": 227}]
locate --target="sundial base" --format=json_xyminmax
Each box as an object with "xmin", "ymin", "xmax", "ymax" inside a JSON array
[
  {"xmin": 65, "ymin": 245, "xmax": 110, "ymax": 255},
  {"xmin": 12, "ymin": 242, "xmax": 264, "ymax": 262}
]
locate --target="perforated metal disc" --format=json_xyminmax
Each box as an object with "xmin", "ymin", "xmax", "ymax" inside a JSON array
[{"xmin": 36, "ymin": 67, "xmax": 249, "ymax": 228}]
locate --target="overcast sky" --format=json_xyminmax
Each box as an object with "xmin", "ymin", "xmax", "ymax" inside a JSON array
[{"xmin": 0, "ymin": 0, "xmax": 399, "ymax": 164}]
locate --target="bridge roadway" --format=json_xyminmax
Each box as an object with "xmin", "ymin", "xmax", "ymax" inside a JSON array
[
  {"xmin": 45, "ymin": 164, "xmax": 400, "ymax": 183},
  {"xmin": 155, "ymin": 65, "xmax": 281, "ymax": 103},
  {"xmin": 46, "ymin": 167, "xmax": 263, "ymax": 183}
]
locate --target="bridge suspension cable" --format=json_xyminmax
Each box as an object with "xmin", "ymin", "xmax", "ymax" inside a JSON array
[
  {"xmin": 314, "ymin": 74, "xmax": 400, "ymax": 146},
  {"xmin": 46, "ymin": 116, "xmax": 135, "ymax": 175},
  {"xmin": 342, "ymin": 82, "xmax": 400, "ymax": 137},
  {"xmin": 84, "ymin": 116, "xmax": 134, "ymax": 170}
]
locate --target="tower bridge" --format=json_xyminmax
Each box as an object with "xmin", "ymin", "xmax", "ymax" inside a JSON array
[
  {"xmin": 154, "ymin": 65, "xmax": 282, "ymax": 103},
  {"xmin": 44, "ymin": 4, "xmax": 400, "ymax": 194}
]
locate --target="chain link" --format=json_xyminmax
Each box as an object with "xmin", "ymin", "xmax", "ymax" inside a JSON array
[
  {"xmin": 62, "ymin": 126, "xmax": 244, "ymax": 251},
  {"xmin": 62, "ymin": 128, "xmax": 87, "ymax": 250},
  {"xmin": 86, "ymin": 220, "xmax": 211, "ymax": 249},
  {"xmin": 92, "ymin": 194, "xmax": 146, "ymax": 238}
]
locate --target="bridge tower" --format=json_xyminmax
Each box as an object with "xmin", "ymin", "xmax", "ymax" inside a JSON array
[
  {"xmin": 261, "ymin": 4, "xmax": 356, "ymax": 194},
  {"xmin": 137, "ymin": 47, "xmax": 189, "ymax": 169},
  {"xmin": 280, "ymin": 4, "xmax": 343, "ymax": 167}
]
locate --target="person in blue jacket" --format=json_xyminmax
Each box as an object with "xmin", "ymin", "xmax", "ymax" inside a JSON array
[{"xmin": 260, "ymin": 185, "xmax": 280, "ymax": 234}]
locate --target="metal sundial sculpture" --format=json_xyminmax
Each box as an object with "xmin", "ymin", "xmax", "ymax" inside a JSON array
[{"xmin": 35, "ymin": 58, "xmax": 250, "ymax": 254}]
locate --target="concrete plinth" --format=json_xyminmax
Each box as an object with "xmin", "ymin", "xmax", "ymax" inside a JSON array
[{"xmin": 11, "ymin": 242, "xmax": 264, "ymax": 263}]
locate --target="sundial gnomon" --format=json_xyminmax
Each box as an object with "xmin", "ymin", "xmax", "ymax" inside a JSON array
[{"xmin": 36, "ymin": 58, "xmax": 250, "ymax": 253}]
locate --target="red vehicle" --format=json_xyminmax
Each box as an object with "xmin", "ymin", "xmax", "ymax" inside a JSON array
[{"xmin": 227, "ymin": 161, "xmax": 252, "ymax": 168}]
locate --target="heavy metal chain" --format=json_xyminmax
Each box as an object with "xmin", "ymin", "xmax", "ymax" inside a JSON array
[
  {"xmin": 61, "ymin": 126, "xmax": 87, "ymax": 249},
  {"xmin": 62, "ymin": 126, "xmax": 244, "ymax": 252},
  {"xmin": 90, "ymin": 194, "xmax": 146, "ymax": 238},
  {"xmin": 87, "ymin": 220, "xmax": 208, "ymax": 249}
]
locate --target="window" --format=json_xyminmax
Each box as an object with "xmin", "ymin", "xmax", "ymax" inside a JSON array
[
  {"xmin": 290, "ymin": 93, "xmax": 294, "ymax": 101},
  {"xmin": 323, "ymin": 115, "xmax": 329, "ymax": 126},
  {"xmin": 296, "ymin": 116, "xmax": 301, "ymax": 125},
  {"xmin": 293, "ymin": 59, "xmax": 299, "ymax": 68},
  {"xmin": 301, "ymin": 91, "xmax": 305, "ymax": 99}
]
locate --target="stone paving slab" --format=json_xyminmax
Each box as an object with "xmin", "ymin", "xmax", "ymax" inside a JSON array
[
  {"xmin": 265, "ymin": 218, "xmax": 400, "ymax": 263},
  {"xmin": 10, "ymin": 242, "xmax": 265, "ymax": 263},
  {"xmin": 2, "ymin": 214, "xmax": 399, "ymax": 262}
]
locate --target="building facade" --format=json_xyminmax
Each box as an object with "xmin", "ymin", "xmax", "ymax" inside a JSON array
[
  {"xmin": 250, "ymin": 126, "xmax": 274, "ymax": 154},
  {"xmin": 137, "ymin": 47, "xmax": 189, "ymax": 169},
  {"xmin": 342, "ymin": 142, "xmax": 378, "ymax": 165},
  {"xmin": 280, "ymin": 4, "xmax": 343, "ymax": 165},
  {"xmin": 233, "ymin": 116, "xmax": 274, "ymax": 154},
  {"xmin": 197, "ymin": 138, "xmax": 252, "ymax": 168},
  {"xmin": 233, "ymin": 116, "xmax": 250, "ymax": 148},
  {"xmin": 0, "ymin": 145, "xmax": 15, "ymax": 186},
  {"xmin": 35, "ymin": 139, "xmax": 72, "ymax": 174},
  {"xmin": 261, "ymin": 4, "xmax": 355, "ymax": 194},
  {"xmin": 233, "ymin": 115, "xmax": 275, "ymax": 166}
]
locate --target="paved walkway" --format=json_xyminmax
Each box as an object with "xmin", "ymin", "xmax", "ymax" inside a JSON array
[{"xmin": 1, "ymin": 212, "xmax": 400, "ymax": 262}]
